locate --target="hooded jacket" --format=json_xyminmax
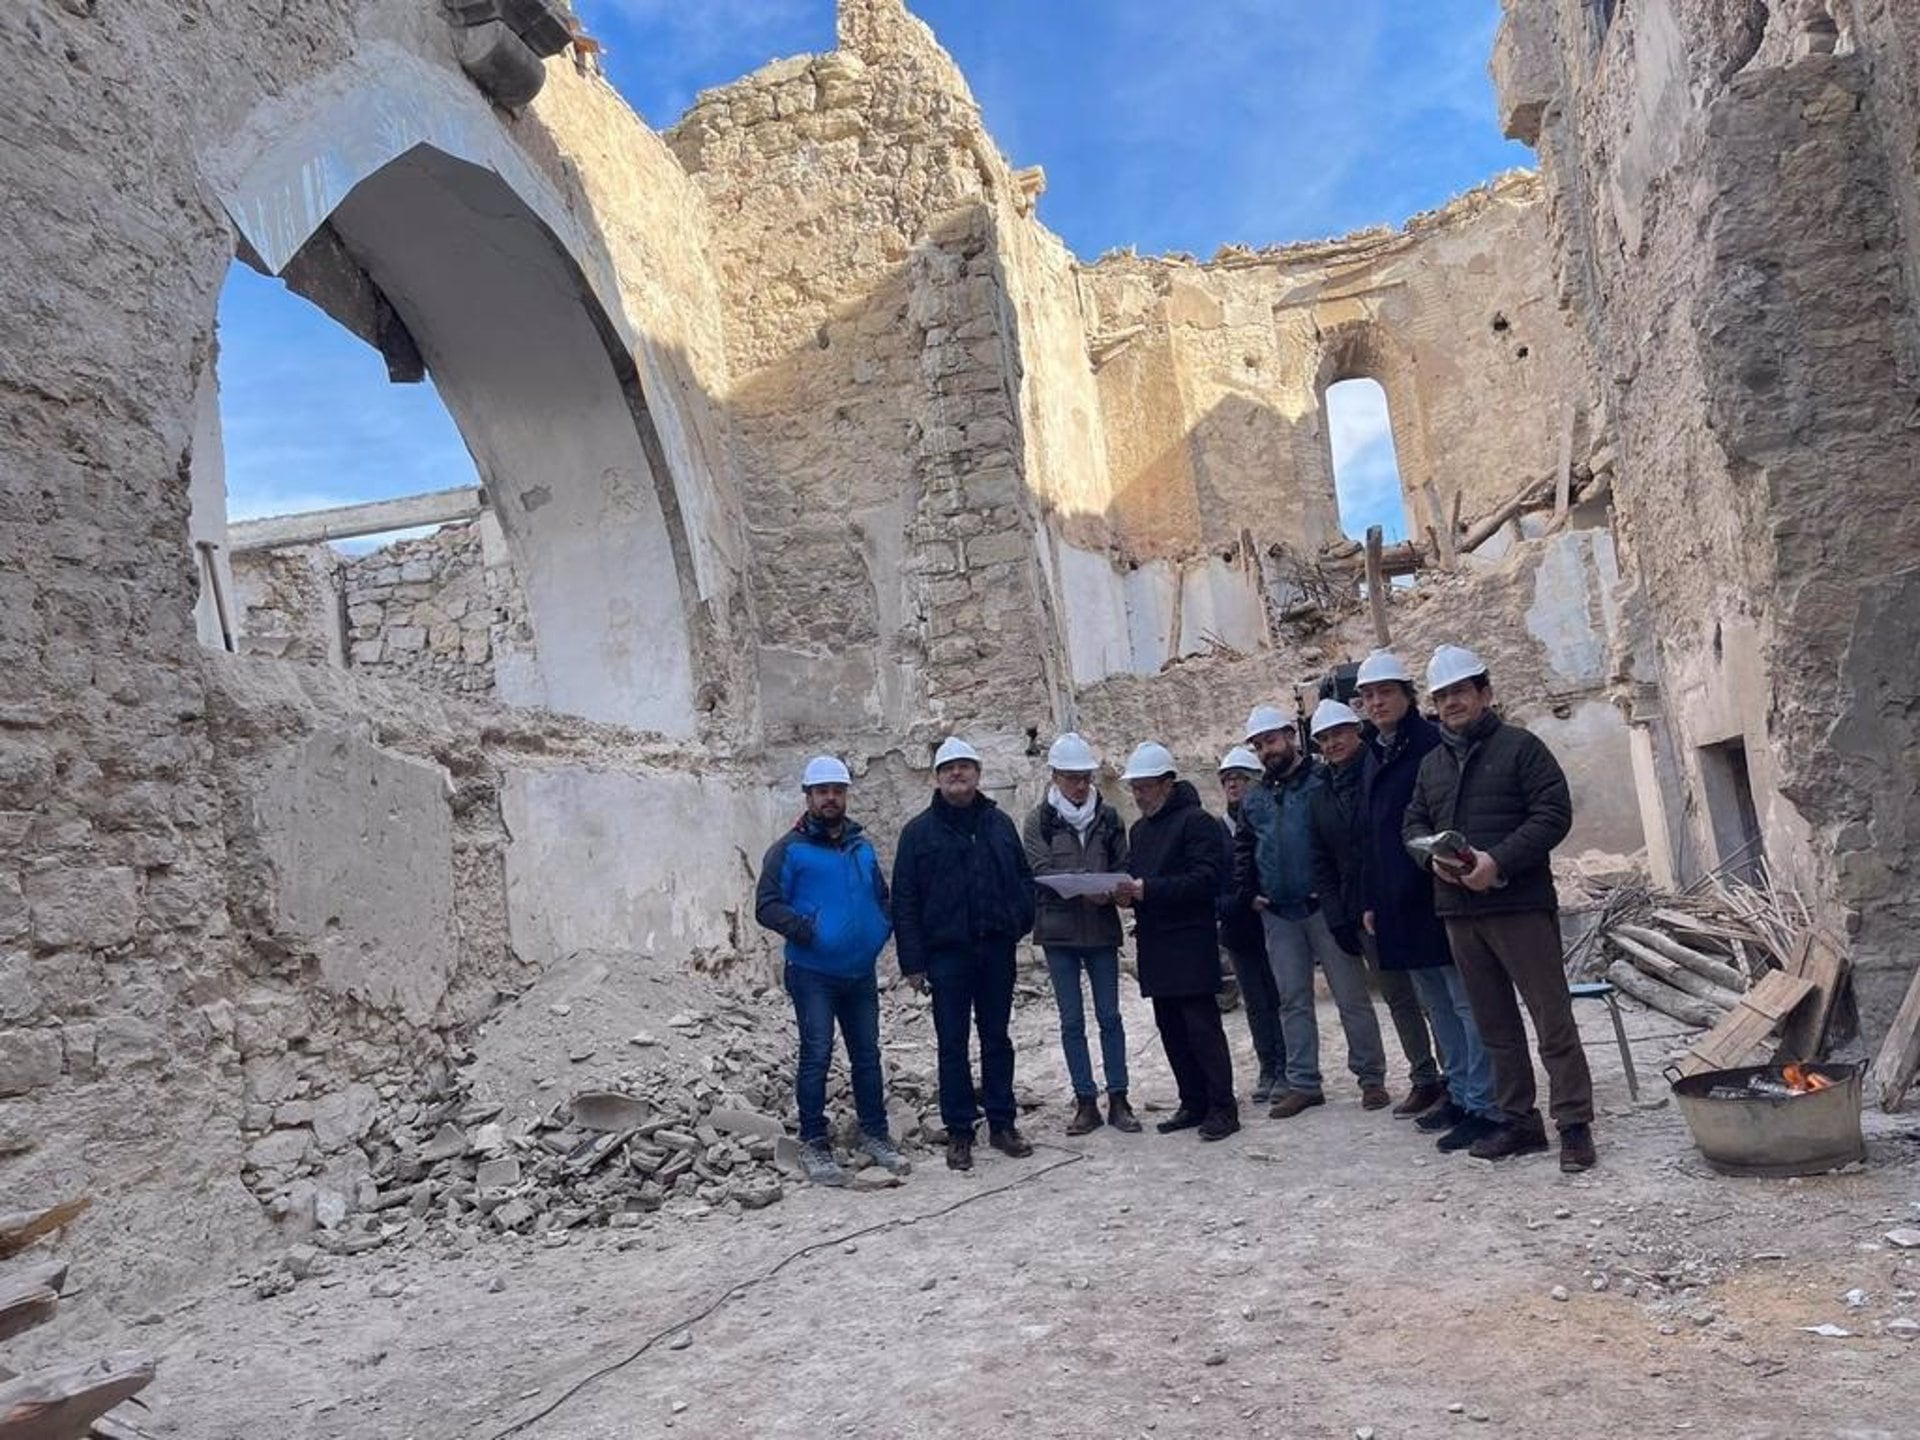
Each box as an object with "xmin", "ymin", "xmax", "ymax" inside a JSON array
[
  {"xmin": 755, "ymin": 814, "xmax": 893, "ymax": 978},
  {"xmin": 1358, "ymin": 710, "xmax": 1453, "ymax": 970},
  {"xmin": 1126, "ymin": 780, "xmax": 1227, "ymax": 999},
  {"xmin": 1403, "ymin": 712, "xmax": 1572, "ymax": 919},
  {"xmin": 1234, "ymin": 755, "xmax": 1326, "ymax": 919},
  {"xmin": 1021, "ymin": 796, "xmax": 1129, "ymax": 949},
  {"xmin": 892, "ymin": 791, "xmax": 1035, "ymax": 973}
]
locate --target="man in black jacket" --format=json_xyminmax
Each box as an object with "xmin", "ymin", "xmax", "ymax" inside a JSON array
[
  {"xmin": 893, "ymin": 736, "xmax": 1038, "ymax": 1172},
  {"xmin": 1403, "ymin": 646, "xmax": 1596, "ymax": 1172},
  {"xmin": 1307, "ymin": 700, "xmax": 1444, "ymax": 1116},
  {"xmin": 1218, "ymin": 747, "xmax": 1286, "ymax": 1104},
  {"xmin": 1114, "ymin": 743, "xmax": 1238, "ymax": 1141}
]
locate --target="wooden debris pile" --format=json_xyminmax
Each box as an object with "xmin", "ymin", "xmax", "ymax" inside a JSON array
[
  {"xmin": 0, "ymin": 1199, "xmax": 156, "ymax": 1440},
  {"xmin": 1568, "ymin": 868, "xmax": 1852, "ymax": 1069}
]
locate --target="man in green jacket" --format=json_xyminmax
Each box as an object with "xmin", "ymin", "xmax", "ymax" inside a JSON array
[{"xmin": 1403, "ymin": 646, "xmax": 1596, "ymax": 1172}]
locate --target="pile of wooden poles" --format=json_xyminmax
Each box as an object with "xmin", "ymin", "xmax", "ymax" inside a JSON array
[{"xmin": 1568, "ymin": 866, "xmax": 1821, "ymax": 1031}]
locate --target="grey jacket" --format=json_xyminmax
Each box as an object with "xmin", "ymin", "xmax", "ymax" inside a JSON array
[{"xmin": 1021, "ymin": 797, "xmax": 1129, "ymax": 949}]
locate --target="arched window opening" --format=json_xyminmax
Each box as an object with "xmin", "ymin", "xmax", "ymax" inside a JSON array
[{"xmin": 1324, "ymin": 377, "xmax": 1409, "ymax": 545}]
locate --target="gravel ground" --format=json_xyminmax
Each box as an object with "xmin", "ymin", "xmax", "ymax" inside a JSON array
[{"xmin": 46, "ymin": 968, "xmax": 1920, "ymax": 1440}]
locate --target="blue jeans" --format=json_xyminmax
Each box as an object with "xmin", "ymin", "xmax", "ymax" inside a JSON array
[
  {"xmin": 1408, "ymin": 964, "xmax": 1495, "ymax": 1118},
  {"xmin": 784, "ymin": 964, "xmax": 888, "ymax": 1144},
  {"xmin": 1042, "ymin": 946, "xmax": 1128, "ymax": 1098},
  {"xmin": 1262, "ymin": 907, "xmax": 1387, "ymax": 1093},
  {"xmin": 927, "ymin": 942, "xmax": 1018, "ymax": 1135}
]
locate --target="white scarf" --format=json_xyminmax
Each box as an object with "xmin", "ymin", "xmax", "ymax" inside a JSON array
[{"xmin": 1047, "ymin": 784, "xmax": 1100, "ymax": 840}]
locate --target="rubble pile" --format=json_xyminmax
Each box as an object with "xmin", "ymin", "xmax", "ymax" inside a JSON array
[{"xmin": 242, "ymin": 989, "xmax": 949, "ymax": 1283}]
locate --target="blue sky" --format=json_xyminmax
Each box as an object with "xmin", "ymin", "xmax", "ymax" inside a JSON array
[{"xmin": 218, "ymin": 1, "xmax": 1525, "ymax": 542}]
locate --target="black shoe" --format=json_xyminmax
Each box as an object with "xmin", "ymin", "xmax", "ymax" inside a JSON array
[
  {"xmin": 1155, "ymin": 1107, "xmax": 1203, "ymax": 1134},
  {"xmin": 1107, "ymin": 1092, "xmax": 1143, "ymax": 1134},
  {"xmin": 1436, "ymin": 1113, "xmax": 1497, "ymax": 1153},
  {"xmin": 1065, "ymin": 1097, "xmax": 1104, "ymax": 1137},
  {"xmin": 1415, "ymin": 1099, "xmax": 1466, "ymax": 1134},
  {"xmin": 945, "ymin": 1131, "xmax": 974, "ymax": 1171},
  {"xmin": 988, "ymin": 1125, "xmax": 1034, "ymax": 1158},
  {"xmin": 1467, "ymin": 1118, "xmax": 1550, "ymax": 1161},
  {"xmin": 1198, "ymin": 1111, "xmax": 1241, "ymax": 1141},
  {"xmin": 1558, "ymin": 1123, "xmax": 1597, "ymax": 1172}
]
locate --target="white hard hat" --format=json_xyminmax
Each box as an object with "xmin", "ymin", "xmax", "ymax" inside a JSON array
[
  {"xmin": 801, "ymin": 755, "xmax": 852, "ymax": 788},
  {"xmin": 1356, "ymin": 649, "xmax": 1412, "ymax": 686},
  {"xmin": 933, "ymin": 736, "xmax": 982, "ymax": 770},
  {"xmin": 1427, "ymin": 644, "xmax": 1489, "ymax": 692},
  {"xmin": 1218, "ymin": 745, "xmax": 1261, "ymax": 775},
  {"xmin": 1309, "ymin": 700, "xmax": 1363, "ymax": 738},
  {"xmin": 1120, "ymin": 742, "xmax": 1178, "ymax": 782},
  {"xmin": 1046, "ymin": 733, "xmax": 1098, "ymax": 772},
  {"xmin": 1244, "ymin": 704, "xmax": 1294, "ymax": 741}
]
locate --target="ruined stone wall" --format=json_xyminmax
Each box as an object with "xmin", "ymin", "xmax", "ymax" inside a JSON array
[
  {"xmin": 1500, "ymin": 0, "xmax": 1920, "ymax": 1037},
  {"xmin": 0, "ymin": 0, "xmax": 768, "ymax": 1301},
  {"xmin": 1076, "ymin": 176, "xmax": 1592, "ymax": 562},
  {"xmin": 232, "ymin": 545, "xmax": 346, "ymax": 667},
  {"xmin": 666, "ymin": 0, "xmax": 1067, "ymax": 784}
]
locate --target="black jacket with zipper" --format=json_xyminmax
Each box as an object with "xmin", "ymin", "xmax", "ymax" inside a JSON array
[
  {"xmin": 892, "ymin": 791, "xmax": 1035, "ymax": 974},
  {"xmin": 1126, "ymin": 780, "xmax": 1227, "ymax": 999},
  {"xmin": 1403, "ymin": 713, "xmax": 1572, "ymax": 918}
]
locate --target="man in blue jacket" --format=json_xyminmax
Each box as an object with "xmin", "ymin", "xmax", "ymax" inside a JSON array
[
  {"xmin": 755, "ymin": 755, "xmax": 911, "ymax": 1187},
  {"xmin": 1234, "ymin": 704, "xmax": 1388, "ymax": 1118},
  {"xmin": 893, "ymin": 737, "xmax": 1038, "ymax": 1172}
]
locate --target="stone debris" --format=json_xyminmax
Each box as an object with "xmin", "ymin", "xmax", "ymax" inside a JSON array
[{"xmin": 1883, "ymin": 1228, "xmax": 1920, "ymax": 1249}]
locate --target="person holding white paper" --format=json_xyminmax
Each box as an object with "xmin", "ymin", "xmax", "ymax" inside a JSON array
[{"xmin": 1020, "ymin": 734, "xmax": 1140, "ymax": 1136}]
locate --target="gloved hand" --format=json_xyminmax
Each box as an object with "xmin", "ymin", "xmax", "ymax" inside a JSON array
[{"xmin": 1329, "ymin": 923, "xmax": 1363, "ymax": 957}]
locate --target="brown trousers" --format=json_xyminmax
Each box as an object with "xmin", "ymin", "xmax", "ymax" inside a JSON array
[{"xmin": 1444, "ymin": 910, "xmax": 1593, "ymax": 1129}]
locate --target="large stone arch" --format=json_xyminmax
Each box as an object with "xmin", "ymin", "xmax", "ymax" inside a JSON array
[
  {"xmin": 199, "ymin": 43, "xmax": 744, "ymax": 737},
  {"xmin": 1311, "ymin": 317, "xmax": 1432, "ymax": 541}
]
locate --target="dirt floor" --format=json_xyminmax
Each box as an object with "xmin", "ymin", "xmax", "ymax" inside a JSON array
[{"xmin": 38, "ymin": 966, "xmax": 1920, "ymax": 1440}]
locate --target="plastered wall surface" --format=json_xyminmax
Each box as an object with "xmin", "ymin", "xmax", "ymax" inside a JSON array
[{"xmin": 1500, "ymin": 0, "xmax": 1920, "ymax": 1037}]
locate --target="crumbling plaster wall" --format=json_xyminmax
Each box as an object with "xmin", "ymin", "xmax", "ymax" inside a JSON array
[
  {"xmin": 0, "ymin": 0, "xmax": 774, "ymax": 1301},
  {"xmin": 1501, "ymin": 0, "xmax": 1920, "ymax": 1037}
]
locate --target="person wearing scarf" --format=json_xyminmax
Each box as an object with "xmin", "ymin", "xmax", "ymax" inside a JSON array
[{"xmin": 1021, "ymin": 734, "xmax": 1139, "ymax": 1136}]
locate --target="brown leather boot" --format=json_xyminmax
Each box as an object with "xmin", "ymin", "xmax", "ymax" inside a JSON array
[
  {"xmin": 1360, "ymin": 1083, "xmax": 1393, "ymax": 1111},
  {"xmin": 1394, "ymin": 1081, "xmax": 1449, "ymax": 1118},
  {"xmin": 1065, "ymin": 1096, "xmax": 1104, "ymax": 1136},
  {"xmin": 1107, "ymin": 1092, "xmax": 1142, "ymax": 1133},
  {"xmin": 1267, "ymin": 1090, "xmax": 1326, "ymax": 1119}
]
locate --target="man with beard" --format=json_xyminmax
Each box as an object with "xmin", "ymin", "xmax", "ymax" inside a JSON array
[
  {"xmin": 1235, "ymin": 704, "xmax": 1389, "ymax": 1118},
  {"xmin": 755, "ymin": 756, "xmax": 911, "ymax": 1186},
  {"xmin": 893, "ymin": 737, "xmax": 1038, "ymax": 1172},
  {"xmin": 1113, "ymin": 743, "xmax": 1238, "ymax": 1140},
  {"xmin": 1404, "ymin": 646, "xmax": 1594, "ymax": 1172},
  {"xmin": 1354, "ymin": 649, "xmax": 1498, "ymax": 1154}
]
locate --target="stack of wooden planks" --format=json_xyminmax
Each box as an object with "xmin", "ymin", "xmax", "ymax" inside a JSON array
[
  {"xmin": 1566, "ymin": 869, "xmax": 1851, "ymax": 1074},
  {"xmin": 0, "ymin": 1200, "xmax": 156, "ymax": 1440}
]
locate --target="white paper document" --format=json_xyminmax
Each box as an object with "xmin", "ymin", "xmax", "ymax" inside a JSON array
[{"xmin": 1035, "ymin": 872, "xmax": 1132, "ymax": 899}]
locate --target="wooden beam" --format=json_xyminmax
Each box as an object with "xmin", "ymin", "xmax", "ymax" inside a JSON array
[
  {"xmin": 0, "ymin": 1284, "xmax": 56, "ymax": 1345},
  {"xmin": 1778, "ymin": 930, "xmax": 1849, "ymax": 1063},
  {"xmin": 1868, "ymin": 957, "xmax": 1920, "ymax": 1111},
  {"xmin": 1611, "ymin": 924, "xmax": 1748, "ymax": 993},
  {"xmin": 226, "ymin": 486, "xmax": 483, "ymax": 553},
  {"xmin": 1420, "ymin": 481, "xmax": 1456, "ymax": 569},
  {"xmin": 1363, "ymin": 525, "xmax": 1390, "ymax": 646},
  {"xmin": 1609, "ymin": 933, "xmax": 1744, "ymax": 1009},
  {"xmin": 1553, "ymin": 401, "xmax": 1578, "ymax": 521},
  {"xmin": 0, "ymin": 1201, "xmax": 88, "ymax": 1261},
  {"xmin": 1605, "ymin": 960, "xmax": 1724, "ymax": 1028},
  {"xmin": 0, "ymin": 1354, "xmax": 153, "ymax": 1440}
]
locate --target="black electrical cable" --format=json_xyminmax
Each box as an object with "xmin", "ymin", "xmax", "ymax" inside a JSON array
[{"xmin": 479, "ymin": 1140, "xmax": 1089, "ymax": 1439}]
